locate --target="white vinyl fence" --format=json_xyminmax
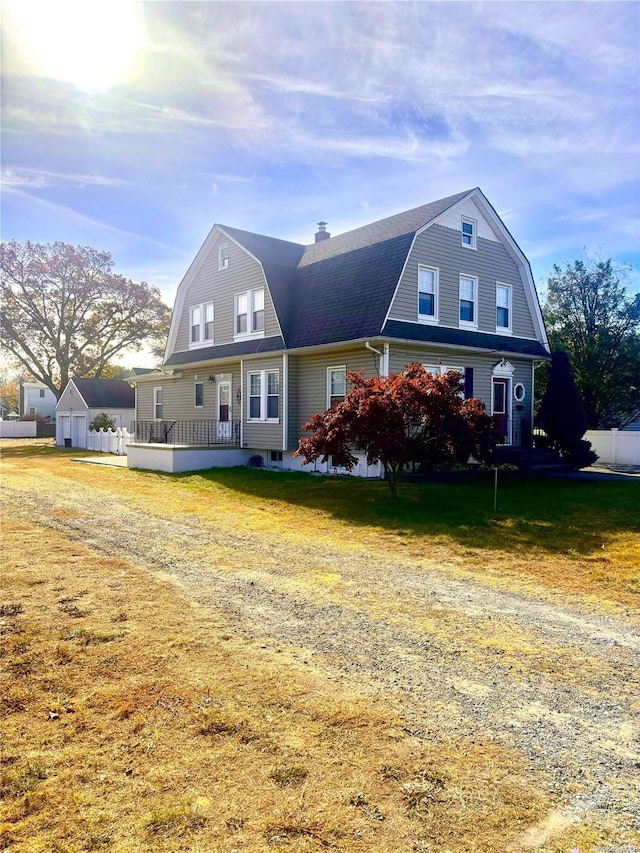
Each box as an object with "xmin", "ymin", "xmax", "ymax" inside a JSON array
[
  {"xmin": 86, "ymin": 427, "xmax": 132, "ymax": 456},
  {"xmin": 584, "ymin": 429, "xmax": 640, "ymax": 465},
  {"xmin": 0, "ymin": 421, "xmax": 37, "ymax": 438}
]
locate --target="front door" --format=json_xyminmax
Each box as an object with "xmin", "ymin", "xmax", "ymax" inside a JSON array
[
  {"xmin": 492, "ymin": 378, "xmax": 510, "ymax": 444},
  {"xmin": 217, "ymin": 382, "xmax": 231, "ymax": 442}
]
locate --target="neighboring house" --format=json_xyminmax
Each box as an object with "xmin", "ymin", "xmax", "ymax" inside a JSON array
[
  {"xmin": 19, "ymin": 381, "xmax": 57, "ymax": 420},
  {"xmin": 56, "ymin": 378, "xmax": 135, "ymax": 448},
  {"xmin": 0, "ymin": 402, "xmax": 8, "ymax": 420},
  {"xmin": 129, "ymin": 187, "xmax": 550, "ymax": 474}
]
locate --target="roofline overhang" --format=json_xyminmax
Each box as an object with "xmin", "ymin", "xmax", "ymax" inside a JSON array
[
  {"xmin": 129, "ymin": 371, "xmax": 182, "ymax": 384},
  {"xmin": 160, "ymin": 332, "xmax": 548, "ymax": 369},
  {"xmin": 381, "ymin": 333, "xmax": 550, "ymax": 360}
]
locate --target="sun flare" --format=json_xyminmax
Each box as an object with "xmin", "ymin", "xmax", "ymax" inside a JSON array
[{"xmin": 5, "ymin": 0, "xmax": 147, "ymax": 90}]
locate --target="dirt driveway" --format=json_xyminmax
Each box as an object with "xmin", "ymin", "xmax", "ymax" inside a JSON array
[{"xmin": 2, "ymin": 450, "xmax": 639, "ymax": 850}]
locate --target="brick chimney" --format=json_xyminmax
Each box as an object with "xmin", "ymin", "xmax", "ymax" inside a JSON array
[{"xmin": 314, "ymin": 221, "xmax": 330, "ymax": 243}]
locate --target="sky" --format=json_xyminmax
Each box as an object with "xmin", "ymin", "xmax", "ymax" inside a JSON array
[{"xmin": 2, "ymin": 0, "xmax": 639, "ymax": 357}]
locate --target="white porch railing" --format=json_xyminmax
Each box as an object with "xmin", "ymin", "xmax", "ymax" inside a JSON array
[{"xmin": 86, "ymin": 427, "xmax": 132, "ymax": 456}]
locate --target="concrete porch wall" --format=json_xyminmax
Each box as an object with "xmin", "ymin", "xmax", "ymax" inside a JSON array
[{"xmin": 127, "ymin": 443, "xmax": 250, "ymax": 473}]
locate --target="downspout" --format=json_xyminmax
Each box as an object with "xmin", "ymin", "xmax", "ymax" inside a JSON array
[
  {"xmin": 365, "ymin": 341, "xmax": 384, "ymax": 377},
  {"xmin": 365, "ymin": 341, "xmax": 387, "ymax": 480},
  {"xmin": 282, "ymin": 353, "xmax": 288, "ymax": 452}
]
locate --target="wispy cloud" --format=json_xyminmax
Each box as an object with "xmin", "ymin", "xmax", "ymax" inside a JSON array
[
  {"xmin": 2, "ymin": 167, "xmax": 129, "ymax": 188},
  {"xmin": 2, "ymin": 184, "xmax": 177, "ymax": 252},
  {"xmin": 1, "ymin": 1, "xmax": 637, "ymax": 295}
]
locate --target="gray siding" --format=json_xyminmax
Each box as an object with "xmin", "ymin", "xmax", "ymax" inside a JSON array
[
  {"xmin": 136, "ymin": 362, "xmax": 242, "ymax": 425},
  {"xmin": 388, "ymin": 344, "xmax": 534, "ymax": 421},
  {"xmin": 388, "ymin": 224, "xmax": 536, "ymax": 338},
  {"xmin": 173, "ymin": 232, "xmax": 280, "ymax": 354},
  {"xmin": 56, "ymin": 381, "xmax": 89, "ymax": 414},
  {"xmin": 242, "ymin": 354, "xmax": 284, "ymax": 449},
  {"xmin": 290, "ymin": 347, "xmax": 381, "ymax": 449}
]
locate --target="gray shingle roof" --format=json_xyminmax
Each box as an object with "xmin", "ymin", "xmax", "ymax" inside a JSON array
[
  {"xmin": 164, "ymin": 335, "xmax": 285, "ymax": 367},
  {"xmin": 298, "ymin": 189, "xmax": 473, "ymax": 267},
  {"xmin": 72, "ymin": 378, "xmax": 135, "ymax": 408},
  {"xmin": 167, "ymin": 188, "xmax": 545, "ymax": 362},
  {"xmin": 288, "ymin": 234, "xmax": 415, "ymax": 348}
]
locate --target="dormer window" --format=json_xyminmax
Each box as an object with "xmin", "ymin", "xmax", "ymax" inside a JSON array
[
  {"xmin": 218, "ymin": 244, "xmax": 229, "ymax": 270},
  {"xmin": 496, "ymin": 283, "xmax": 512, "ymax": 333},
  {"xmin": 461, "ymin": 217, "xmax": 476, "ymax": 249},
  {"xmin": 235, "ymin": 288, "xmax": 265, "ymax": 339},
  {"xmin": 418, "ymin": 265, "xmax": 438, "ymax": 322},
  {"xmin": 190, "ymin": 302, "xmax": 214, "ymax": 347},
  {"xmin": 459, "ymin": 275, "xmax": 478, "ymax": 328}
]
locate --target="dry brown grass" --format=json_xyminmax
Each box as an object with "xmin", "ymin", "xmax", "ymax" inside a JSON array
[
  {"xmin": 2, "ymin": 445, "xmax": 638, "ymax": 851},
  {"xmin": 1, "ymin": 514, "xmax": 550, "ymax": 852}
]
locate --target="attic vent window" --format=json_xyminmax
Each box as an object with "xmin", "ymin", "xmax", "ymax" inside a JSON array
[
  {"xmin": 461, "ymin": 217, "xmax": 476, "ymax": 249},
  {"xmin": 218, "ymin": 244, "xmax": 229, "ymax": 270}
]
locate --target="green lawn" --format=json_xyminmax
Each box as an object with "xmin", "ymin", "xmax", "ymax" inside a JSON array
[{"xmin": 177, "ymin": 466, "xmax": 640, "ymax": 559}]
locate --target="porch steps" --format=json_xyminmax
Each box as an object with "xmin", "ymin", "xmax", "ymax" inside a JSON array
[{"xmin": 493, "ymin": 446, "xmax": 574, "ymax": 475}]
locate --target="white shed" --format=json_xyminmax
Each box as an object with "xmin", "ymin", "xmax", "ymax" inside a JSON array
[{"xmin": 56, "ymin": 378, "xmax": 135, "ymax": 448}]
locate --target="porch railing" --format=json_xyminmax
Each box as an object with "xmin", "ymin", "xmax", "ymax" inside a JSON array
[
  {"xmin": 132, "ymin": 420, "xmax": 240, "ymax": 446},
  {"xmin": 494, "ymin": 417, "xmax": 532, "ymax": 448}
]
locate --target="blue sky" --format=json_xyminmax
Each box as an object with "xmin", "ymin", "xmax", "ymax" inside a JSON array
[{"xmin": 3, "ymin": 0, "xmax": 639, "ymax": 328}]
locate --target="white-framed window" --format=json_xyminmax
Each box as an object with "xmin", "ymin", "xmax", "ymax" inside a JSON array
[
  {"xmin": 39, "ymin": 389, "xmax": 45, "ymax": 398},
  {"xmin": 418, "ymin": 265, "xmax": 438, "ymax": 322},
  {"xmin": 190, "ymin": 302, "xmax": 214, "ymax": 346},
  {"xmin": 327, "ymin": 366, "xmax": 346, "ymax": 408},
  {"xmin": 235, "ymin": 288, "xmax": 265, "ymax": 337},
  {"xmin": 422, "ymin": 364, "xmax": 465, "ymax": 396},
  {"xmin": 496, "ymin": 283, "xmax": 512, "ymax": 333},
  {"xmin": 154, "ymin": 387, "xmax": 163, "ymax": 420},
  {"xmin": 270, "ymin": 450, "xmax": 283, "ymax": 463},
  {"xmin": 459, "ymin": 275, "xmax": 478, "ymax": 328},
  {"xmin": 190, "ymin": 305, "xmax": 201, "ymax": 344},
  {"xmin": 247, "ymin": 369, "xmax": 279, "ymax": 421},
  {"xmin": 29, "ymin": 407, "xmax": 36, "ymax": 413},
  {"xmin": 461, "ymin": 216, "xmax": 477, "ymax": 249},
  {"xmin": 252, "ymin": 288, "xmax": 265, "ymax": 332},
  {"xmin": 236, "ymin": 292, "xmax": 248, "ymax": 334},
  {"xmin": 218, "ymin": 244, "xmax": 229, "ymax": 270},
  {"xmin": 194, "ymin": 382, "xmax": 203, "ymax": 407}
]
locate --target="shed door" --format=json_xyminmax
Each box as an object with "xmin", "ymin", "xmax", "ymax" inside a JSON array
[{"xmin": 72, "ymin": 414, "xmax": 87, "ymax": 448}]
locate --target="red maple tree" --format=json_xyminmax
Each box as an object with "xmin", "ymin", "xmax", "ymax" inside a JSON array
[{"xmin": 295, "ymin": 363, "xmax": 497, "ymax": 494}]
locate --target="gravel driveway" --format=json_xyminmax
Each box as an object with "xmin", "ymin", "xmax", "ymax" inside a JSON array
[{"xmin": 2, "ymin": 468, "xmax": 638, "ymax": 848}]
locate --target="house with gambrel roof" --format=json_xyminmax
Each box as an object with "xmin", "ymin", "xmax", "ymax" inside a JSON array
[{"xmin": 128, "ymin": 188, "xmax": 550, "ymax": 474}]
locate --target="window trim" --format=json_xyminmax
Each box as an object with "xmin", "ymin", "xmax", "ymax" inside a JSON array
[
  {"xmin": 218, "ymin": 243, "xmax": 229, "ymax": 270},
  {"xmin": 194, "ymin": 381, "xmax": 204, "ymax": 408},
  {"xmin": 153, "ymin": 387, "xmax": 163, "ymax": 421},
  {"xmin": 246, "ymin": 369, "xmax": 279, "ymax": 422},
  {"xmin": 459, "ymin": 274, "xmax": 478, "ymax": 329},
  {"xmin": 514, "ymin": 382, "xmax": 526, "ymax": 402},
  {"xmin": 422, "ymin": 363, "xmax": 464, "ymax": 396},
  {"xmin": 234, "ymin": 288, "xmax": 266, "ymax": 341},
  {"xmin": 461, "ymin": 216, "xmax": 477, "ymax": 250},
  {"xmin": 326, "ymin": 365, "xmax": 347, "ymax": 409},
  {"xmin": 417, "ymin": 264, "xmax": 439, "ymax": 324},
  {"xmin": 496, "ymin": 282, "xmax": 512, "ymax": 335},
  {"xmin": 189, "ymin": 301, "xmax": 214, "ymax": 348}
]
